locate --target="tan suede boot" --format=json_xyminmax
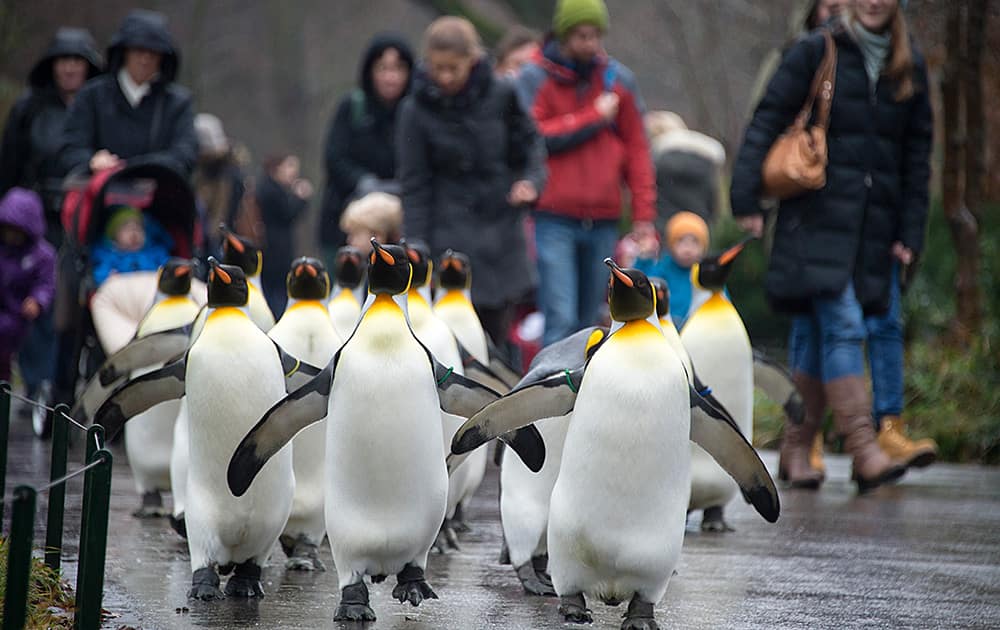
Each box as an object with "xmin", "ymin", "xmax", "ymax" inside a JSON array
[
  {"xmin": 778, "ymin": 373, "xmax": 826, "ymax": 488},
  {"xmin": 809, "ymin": 433, "xmax": 826, "ymax": 477},
  {"xmin": 825, "ymin": 376, "xmax": 905, "ymax": 493},
  {"xmin": 878, "ymin": 415, "xmax": 938, "ymax": 469}
]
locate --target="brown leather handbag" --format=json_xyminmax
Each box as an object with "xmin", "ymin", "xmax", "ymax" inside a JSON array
[{"xmin": 761, "ymin": 30, "xmax": 837, "ymax": 200}]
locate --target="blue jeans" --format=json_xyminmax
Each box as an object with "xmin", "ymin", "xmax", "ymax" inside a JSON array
[
  {"xmin": 534, "ymin": 214, "xmax": 619, "ymax": 346},
  {"xmin": 865, "ymin": 265, "xmax": 903, "ymax": 424},
  {"xmin": 17, "ymin": 308, "xmax": 56, "ymax": 394},
  {"xmin": 788, "ymin": 281, "xmax": 866, "ymax": 383}
]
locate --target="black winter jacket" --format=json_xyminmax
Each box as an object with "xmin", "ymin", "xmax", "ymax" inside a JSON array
[
  {"xmin": 59, "ymin": 10, "xmax": 198, "ymax": 178},
  {"xmin": 731, "ymin": 25, "xmax": 932, "ymax": 315},
  {"xmin": 320, "ymin": 33, "xmax": 414, "ymax": 248},
  {"xmin": 397, "ymin": 60, "xmax": 547, "ymax": 308},
  {"xmin": 0, "ymin": 28, "xmax": 102, "ymax": 212}
]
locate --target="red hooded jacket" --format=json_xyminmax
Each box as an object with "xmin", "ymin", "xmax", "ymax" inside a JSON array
[{"xmin": 517, "ymin": 43, "xmax": 656, "ymax": 224}]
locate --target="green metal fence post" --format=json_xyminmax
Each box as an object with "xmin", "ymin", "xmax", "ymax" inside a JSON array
[
  {"xmin": 74, "ymin": 423, "xmax": 104, "ymax": 627},
  {"xmin": 45, "ymin": 403, "xmax": 70, "ymax": 571},
  {"xmin": 3, "ymin": 485, "xmax": 37, "ymax": 630},
  {"xmin": 74, "ymin": 448, "xmax": 112, "ymax": 630},
  {"xmin": 0, "ymin": 381, "xmax": 10, "ymax": 529}
]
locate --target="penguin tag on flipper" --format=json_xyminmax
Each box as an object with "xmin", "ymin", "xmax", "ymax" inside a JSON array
[
  {"xmin": 94, "ymin": 355, "xmax": 188, "ymax": 440},
  {"xmin": 752, "ymin": 348, "xmax": 805, "ymax": 425},
  {"xmin": 74, "ymin": 323, "xmax": 194, "ymax": 421},
  {"xmin": 451, "ymin": 365, "xmax": 585, "ymax": 456},
  {"xmin": 688, "ymin": 386, "xmax": 780, "ymax": 523}
]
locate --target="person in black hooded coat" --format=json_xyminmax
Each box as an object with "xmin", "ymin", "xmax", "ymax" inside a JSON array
[
  {"xmin": 730, "ymin": 1, "xmax": 931, "ymax": 493},
  {"xmin": 59, "ymin": 9, "xmax": 198, "ymax": 178},
  {"xmin": 319, "ymin": 33, "xmax": 414, "ymax": 261},
  {"xmin": 0, "ymin": 27, "xmax": 103, "ymax": 241}
]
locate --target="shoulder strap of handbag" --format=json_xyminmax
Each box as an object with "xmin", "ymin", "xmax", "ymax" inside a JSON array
[{"xmin": 795, "ymin": 30, "xmax": 837, "ymax": 131}]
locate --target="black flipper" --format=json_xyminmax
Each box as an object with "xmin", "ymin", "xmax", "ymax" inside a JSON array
[
  {"xmin": 451, "ymin": 366, "xmax": 584, "ymax": 456},
  {"xmin": 227, "ymin": 357, "xmax": 338, "ymax": 497},
  {"xmin": 272, "ymin": 340, "xmax": 324, "ymax": 392},
  {"xmin": 74, "ymin": 325, "xmax": 192, "ymax": 421},
  {"xmin": 432, "ymin": 359, "xmax": 502, "ymax": 418},
  {"xmin": 752, "ymin": 348, "xmax": 805, "ymax": 425},
  {"xmin": 688, "ymin": 385, "xmax": 780, "ymax": 523},
  {"xmin": 94, "ymin": 355, "xmax": 188, "ymax": 439},
  {"xmin": 497, "ymin": 424, "xmax": 546, "ymax": 473},
  {"xmin": 485, "ymin": 336, "xmax": 522, "ymax": 389}
]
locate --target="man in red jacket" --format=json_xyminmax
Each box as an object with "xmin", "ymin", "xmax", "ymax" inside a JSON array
[{"xmin": 517, "ymin": 0, "xmax": 656, "ymax": 345}]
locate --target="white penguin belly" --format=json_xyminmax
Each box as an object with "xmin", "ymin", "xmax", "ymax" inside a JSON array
[
  {"xmin": 682, "ymin": 306, "xmax": 754, "ymax": 511},
  {"xmin": 329, "ymin": 289, "xmax": 361, "ymax": 339},
  {"xmin": 549, "ymin": 331, "xmax": 690, "ymax": 605},
  {"xmin": 185, "ymin": 318, "xmax": 293, "ymax": 569},
  {"xmin": 170, "ymin": 398, "xmax": 189, "ymax": 518},
  {"xmin": 268, "ymin": 304, "xmax": 342, "ymax": 545},
  {"xmin": 324, "ymin": 319, "xmax": 448, "ymax": 585},
  {"xmin": 435, "ymin": 293, "xmax": 489, "ymax": 364},
  {"xmin": 501, "ymin": 413, "xmax": 571, "ymax": 567}
]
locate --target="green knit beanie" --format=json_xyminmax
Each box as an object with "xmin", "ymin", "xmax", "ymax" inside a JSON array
[
  {"xmin": 553, "ymin": 0, "xmax": 609, "ymax": 39},
  {"xmin": 105, "ymin": 206, "xmax": 142, "ymax": 241}
]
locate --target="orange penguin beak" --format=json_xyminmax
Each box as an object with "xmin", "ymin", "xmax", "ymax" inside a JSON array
[{"xmin": 604, "ymin": 258, "xmax": 634, "ymax": 288}]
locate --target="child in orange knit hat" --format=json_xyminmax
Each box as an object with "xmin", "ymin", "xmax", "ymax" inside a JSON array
[{"xmin": 634, "ymin": 210, "xmax": 710, "ymax": 326}]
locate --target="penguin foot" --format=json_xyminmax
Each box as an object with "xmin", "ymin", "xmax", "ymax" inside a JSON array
[
  {"xmin": 498, "ymin": 539, "xmax": 511, "ymax": 565},
  {"xmin": 621, "ymin": 595, "xmax": 658, "ymax": 630},
  {"xmin": 188, "ymin": 567, "xmax": 224, "ymax": 601},
  {"xmin": 700, "ymin": 506, "xmax": 735, "ymax": 533},
  {"xmin": 392, "ymin": 564, "xmax": 439, "ymax": 607},
  {"xmin": 450, "ymin": 504, "xmax": 471, "ymax": 533},
  {"xmin": 515, "ymin": 562, "xmax": 556, "ymax": 597},
  {"xmin": 432, "ymin": 524, "xmax": 460, "ymax": 554},
  {"xmin": 224, "ymin": 561, "xmax": 264, "ymax": 598},
  {"xmin": 371, "ymin": 574, "xmax": 387, "ymax": 584},
  {"xmin": 281, "ymin": 534, "xmax": 326, "ymax": 572},
  {"xmin": 334, "ymin": 582, "xmax": 376, "ymax": 622},
  {"xmin": 132, "ymin": 491, "xmax": 168, "ymax": 518},
  {"xmin": 169, "ymin": 513, "xmax": 188, "ymax": 539},
  {"xmin": 559, "ymin": 593, "xmax": 593, "ymax": 623}
]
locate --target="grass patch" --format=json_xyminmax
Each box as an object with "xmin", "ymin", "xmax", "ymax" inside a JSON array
[{"xmin": 0, "ymin": 538, "xmax": 75, "ymax": 629}]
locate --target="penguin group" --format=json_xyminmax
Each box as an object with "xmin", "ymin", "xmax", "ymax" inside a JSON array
[{"xmin": 82, "ymin": 230, "xmax": 786, "ymax": 628}]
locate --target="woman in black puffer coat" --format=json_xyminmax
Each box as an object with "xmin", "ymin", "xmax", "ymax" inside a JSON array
[
  {"xmin": 730, "ymin": 0, "xmax": 931, "ymax": 493},
  {"xmin": 397, "ymin": 17, "xmax": 546, "ymax": 345}
]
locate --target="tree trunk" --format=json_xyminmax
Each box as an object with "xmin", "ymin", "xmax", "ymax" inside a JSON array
[{"xmin": 941, "ymin": 0, "xmax": 983, "ymax": 343}]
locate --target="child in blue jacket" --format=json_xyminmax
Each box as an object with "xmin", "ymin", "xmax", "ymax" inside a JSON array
[
  {"xmin": 634, "ymin": 210, "xmax": 709, "ymax": 328},
  {"xmin": 91, "ymin": 206, "xmax": 172, "ymax": 286}
]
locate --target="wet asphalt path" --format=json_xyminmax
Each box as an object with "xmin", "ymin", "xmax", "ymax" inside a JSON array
[{"xmin": 3, "ymin": 401, "xmax": 999, "ymax": 629}]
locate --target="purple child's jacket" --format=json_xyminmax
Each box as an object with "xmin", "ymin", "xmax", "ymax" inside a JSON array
[{"xmin": 0, "ymin": 188, "xmax": 56, "ymax": 348}]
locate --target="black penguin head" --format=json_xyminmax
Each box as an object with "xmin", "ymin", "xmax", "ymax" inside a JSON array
[
  {"xmin": 692, "ymin": 238, "xmax": 752, "ymax": 292},
  {"xmin": 367, "ymin": 239, "xmax": 412, "ymax": 295},
  {"xmin": 649, "ymin": 276, "xmax": 670, "ymax": 319},
  {"xmin": 402, "ymin": 240, "xmax": 433, "ymax": 289},
  {"xmin": 437, "ymin": 250, "xmax": 471, "ymax": 291},
  {"xmin": 157, "ymin": 258, "xmax": 195, "ymax": 296},
  {"xmin": 219, "ymin": 224, "xmax": 263, "ymax": 277},
  {"xmin": 334, "ymin": 246, "xmax": 366, "ymax": 289},
  {"xmin": 207, "ymin": 257, "xmax": 249, "ymax": 308},
  {"xmin": 604, "ymin": 258, "xmax": 656, "ymax": 323},
  {"xmin": 286, "ymin": 257, "xmax": 330, "ymax": 301}
]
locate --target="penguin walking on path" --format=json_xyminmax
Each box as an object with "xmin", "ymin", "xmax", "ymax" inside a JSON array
[
  {"xmin": 95, "ymin": 258, "xmax": 319, "ymax": 600},
  {"xmin": 402, "ymin": 242, "xmax": 476, "ymax": 552},
  {"xmin": 328, "ymin": 246, "xmax": 365, "ymax": 339},
  {"xmin": 681, "ymin": 240, "xmax": 756, "ymax": 532},
  {"xmin": 452, "ymin": 259, "xmax": 778, "ymax": 630},
  {"xmin": 226, "ymin": 240, "xmax": 544, "ymax": 623},
  {"xmin": 124, "ymin": 259, "xmax": 202, "ymax": 517},
  {"xmin": 267, "ymin": 257, "xmax": 343, "ymax": 571}
]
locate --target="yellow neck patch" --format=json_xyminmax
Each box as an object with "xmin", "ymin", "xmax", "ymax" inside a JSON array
[
  {"xmin": 207, "ymin": 306, "xmax": 246, "ymax": 322},
  {"xmin": 286, "ymin": 300, "xmax": 326, "ymax": 313},
  {"xmin": 613, "ymin": 319, "xmax": 660, "ymax": 341},
  {"xmin": 407, "ymin": 289, "xmax": 430, "ymax": 309}
]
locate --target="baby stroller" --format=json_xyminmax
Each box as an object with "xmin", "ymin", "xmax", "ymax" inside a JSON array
[{"xmin": 46, "ymin": 160, "xmax": 199, "ymax": 436}]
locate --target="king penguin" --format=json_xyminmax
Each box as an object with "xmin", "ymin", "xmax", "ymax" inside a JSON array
[
  {"xmin": 226, "ymin": 239, "xmax": 544, "ymax": 623},
  {"xmin": 452, "ymin": 259, "xmax": 779, "ymax": 629},
  {"xmin": 267, "ymin": 257, "xmax": 342, "ymax": 571},
  {"xmin": 402, "ymin": 241, "xmax": 483, "ymax": 552},
  {"xmin": 328, "ymin": 246, "xmax": 365, "ymax": 339},
  {"xmin": 124, "ymin": 259, "xmax": 202, "ymax": 518},
  {"xmin": 95, "ymin": 258, "xmax": 316, "ymax": 600},
  {"xmin": 681, "ymin": 240, "xmax": 755, "ymax": 533},
  {"xmin": 219, "ymin": 224, "xmax": 275, "ymax": 330}
]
